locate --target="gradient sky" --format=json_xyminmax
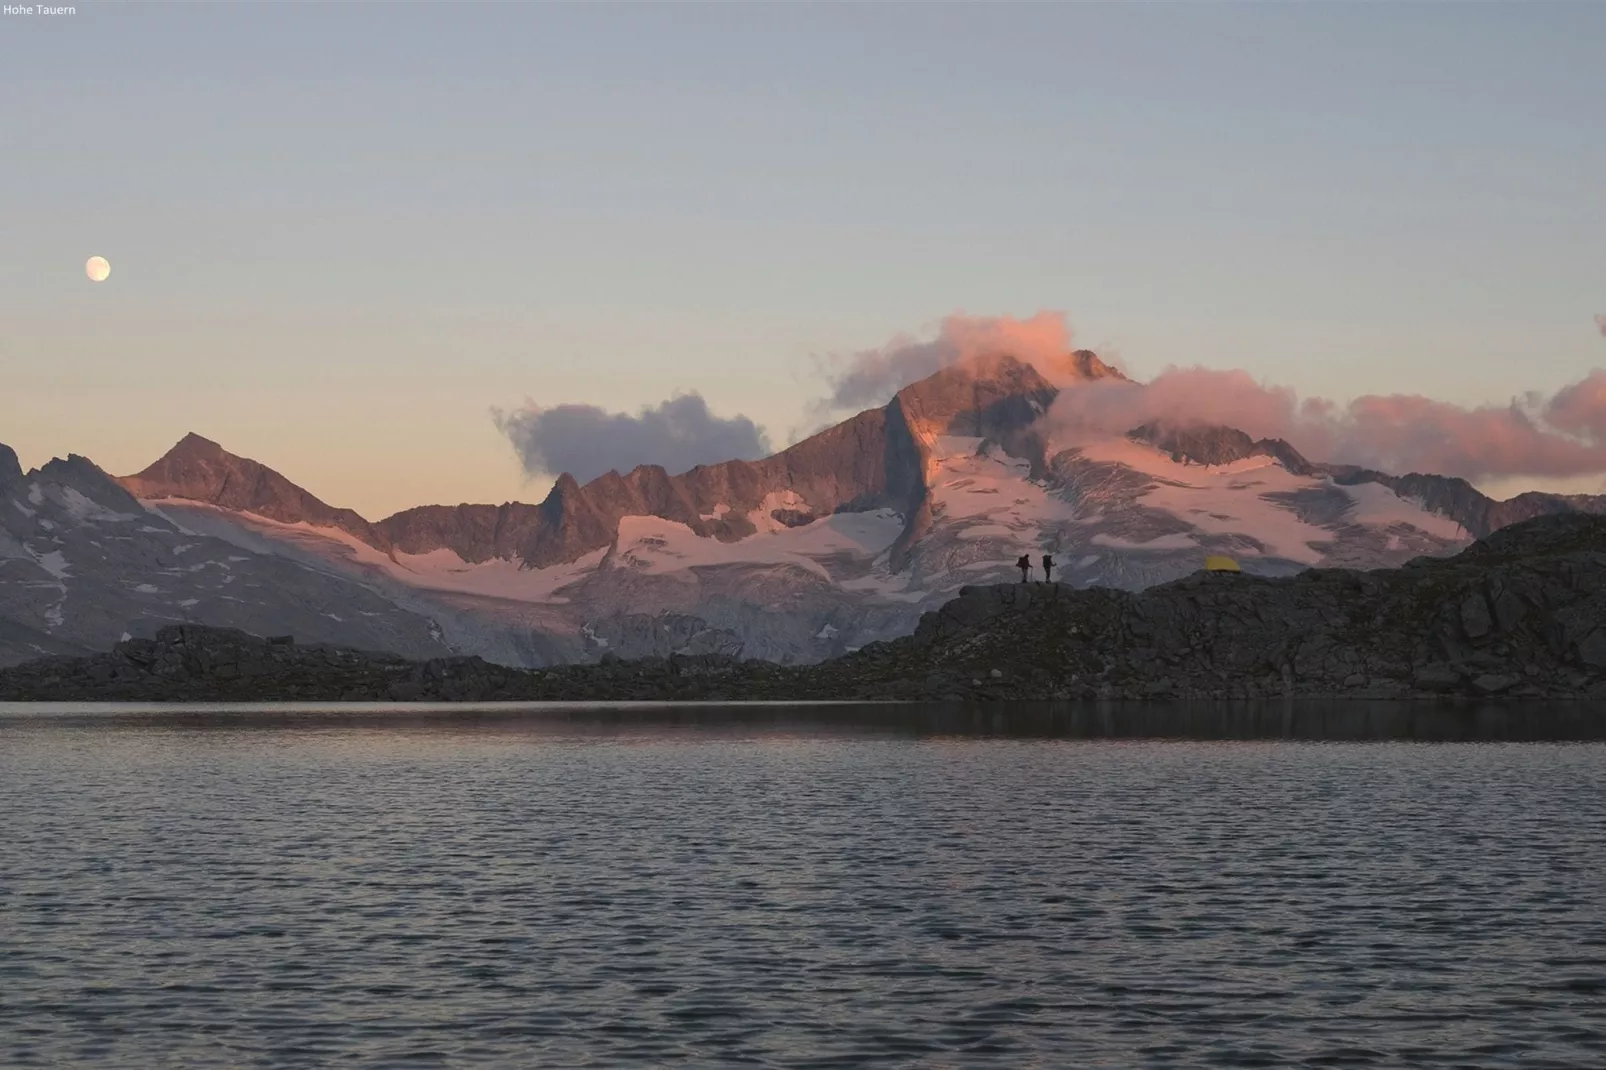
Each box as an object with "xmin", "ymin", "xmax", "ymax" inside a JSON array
[{"xmin": 4, "ymin": 2, "xmax": 1603, "ymax": 517}]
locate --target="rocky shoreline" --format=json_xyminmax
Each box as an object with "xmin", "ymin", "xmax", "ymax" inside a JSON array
[{"xmin": 3, "ymin": 513, "xmax": 1605, "ymax": 704}]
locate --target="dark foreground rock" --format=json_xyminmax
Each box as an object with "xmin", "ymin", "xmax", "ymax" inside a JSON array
[{"xmin": 5, "ymin": 513, "xmax": 1606, "ymax": 703}]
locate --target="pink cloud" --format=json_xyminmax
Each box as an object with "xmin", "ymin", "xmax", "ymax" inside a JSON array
[
  {"xmin": 1046, "ymin": 365, "xmax": 1606, "ymax": 480},
  {"xmin": 815, "ymin": 311, "xmax": 1077, "ymax": 413},
  {"xmin": 812, "ymin": 309, "xmax": 1606, "ymax": 480}
]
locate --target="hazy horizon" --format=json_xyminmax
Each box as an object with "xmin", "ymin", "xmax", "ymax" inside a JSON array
[{"xmin": 5, "ymin": 3, "xmax": 1604, "ymax": 516}]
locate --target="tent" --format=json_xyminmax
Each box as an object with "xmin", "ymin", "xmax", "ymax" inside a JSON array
[{"xmin": 1203, "ymin": 555, "xmax": 1241, "ymax": 572}]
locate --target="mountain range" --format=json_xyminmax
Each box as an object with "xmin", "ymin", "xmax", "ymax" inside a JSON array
[{"xmin": 5, "ymin": 349, "xmax": 1604, "ymax": 668}]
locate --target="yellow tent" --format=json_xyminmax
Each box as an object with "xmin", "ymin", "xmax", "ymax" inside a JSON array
[{"xmin": 1203, "ymin": 555, "xmax": 1241, "ymax": 572}]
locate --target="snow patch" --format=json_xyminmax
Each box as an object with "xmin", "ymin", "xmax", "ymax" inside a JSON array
[
  {"xmin": 133, "ymin": 583, "xmax": 160, "ymax": 594},
  {"xmin": 1090, "ymin": 532, "xmax": 1197, "ymax": 551},
  {"xmin": 148, "ymin": 499, "xmax": 604, "ymax": 604},
  {"xmin": 144, "ymin": 502, "xmax": 199, "ymax": 535},
  {"xmin": 955, "ymin": 523, "xmax": 1017, "ymax": 541},
  {"xmin": 27, "ymin": 484, "xmax": 43, "ymax": 506},
  {"xmin": 58, "ymin": 487, "xmax": 138, "ymax": 523},
  {"xmin": 1340, "ymin": 482, "xmax": 1468, "ymax": 541},
  {"xmin": 34, "ymin": 551, "xmax": 70, "ymax": 579},
  {"xmin": 1065, "ymin": 440, "xmax": 1335, "ymax": 564},
  {"xmin": 387, "ymin": 545, "xmax": 605, "ymax": 601},
  {"xmin": 613, "ymin": 508, "xmax": 904, "ymax": 579},
  {"xmin": 746, "ymin": 490, "xmax": 813, "ymax": 535},
  {"xmin": 12, "ymin": 500, "xmax": 35, "ymax": 518}
]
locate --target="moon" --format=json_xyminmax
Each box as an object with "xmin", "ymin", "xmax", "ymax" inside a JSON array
[{"xmin": 85, "ymin": 256, "xmax": 111, "ymax": 283}]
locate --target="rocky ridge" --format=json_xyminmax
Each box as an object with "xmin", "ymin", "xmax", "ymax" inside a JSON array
[
  {"xmin": 118, "ymin": 351, "xmax": 1126, "ymax": 571},
  {"xmin": 4, "ymin": 512, "xmax": 1604, "ymax": 703},
  {"xmin": 1127, "ymin": 422, "xmax": 1316, "ymax": 475}
]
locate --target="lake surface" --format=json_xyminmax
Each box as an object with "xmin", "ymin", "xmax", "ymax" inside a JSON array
[{"xmin": 3, "ymin": 702, "xmax": 1605, "ymax": 1068}]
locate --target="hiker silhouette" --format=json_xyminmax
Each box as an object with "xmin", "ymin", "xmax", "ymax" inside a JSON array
[
  {"xmin": 1016, "ymin": 554, "xmax": 1032, "ymax": 583},
  {"xmin": 1042, "ymin": 553, "xmax": 1055, "ymax": 584}
]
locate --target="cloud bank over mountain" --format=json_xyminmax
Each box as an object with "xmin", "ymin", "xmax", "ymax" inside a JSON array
[
  {"xmin": 1044, "ymin": 364, "xmax": 1606, "ymax": 481},
  {"xmin": 496, "ymin": 393, "xmax": 772, "ymax": 482},
  {"xmin": 802, "ymin": 309, "xmax": 1606, "ymax": 481},
  {"xmin": 501, "ymin": 310, "xmax": 1606, "ymax": 485},
  {"xmin": 812, "ymin": 312, "xmax": 1090, "ymax": 415}
]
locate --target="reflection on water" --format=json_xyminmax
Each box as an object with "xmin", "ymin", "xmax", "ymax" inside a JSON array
[
  {"xmin": 2, "ymin": 702, "xmax": 1604, "ymax": 1067},
  {"xmin": 2, "ymin": 698, "xmax": 1603, "ymax": 741}
]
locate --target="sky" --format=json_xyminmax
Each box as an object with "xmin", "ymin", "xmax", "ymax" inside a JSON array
[{"xmin": 3, "ymin": 2, "xmax": 1604, "ymax": 518}]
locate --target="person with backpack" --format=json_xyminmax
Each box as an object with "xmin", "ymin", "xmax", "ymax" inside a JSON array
[
  {"xmin": 1042, "ymin": 553, "xmax": 1055, "ymax": 584},
  {"xmin": 1016, "ymin": 554, "xmax": 1032, "ymax": 583}
]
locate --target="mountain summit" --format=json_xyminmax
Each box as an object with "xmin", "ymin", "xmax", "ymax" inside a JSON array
[{"xmin": 122, "ymin": 433, "xmax": 392, "ymax": 552}]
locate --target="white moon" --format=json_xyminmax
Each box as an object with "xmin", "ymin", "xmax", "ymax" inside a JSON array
[{"xmin": 86, "ymin": 256, "xmax": 111, "ymax": 283}]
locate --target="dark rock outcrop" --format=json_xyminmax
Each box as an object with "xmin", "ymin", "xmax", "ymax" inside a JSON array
[
  {"xmin": 1128, "ymin": 422, "xmax": 1315, "ymax": 475},
  {"xmin": 0, "ymin": 444, "xmax": 23, "ymax": 489},
  {"xmin": 836, "ymin": 512, "xmax": 1606, "ymax": 701},
  {"xmin": 6, "ymin": 513, "xmax": 1606, "ymax": 704}
]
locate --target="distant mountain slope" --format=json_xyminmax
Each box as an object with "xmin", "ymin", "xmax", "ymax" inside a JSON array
[
  {"xmin": 1124, "ymin": 421, "xmax": 1606, "ymax": 540},
  {"xmin": 2, "ymin": 345, "xmax": 1598, "ymax": 669},
  {"xmin": 0, "ymin": 449, "xmax": 453, "ymax": 668},
  {"xmin": 1322, "ymin": 467, "xmax": 1606, "ymax": 539}
]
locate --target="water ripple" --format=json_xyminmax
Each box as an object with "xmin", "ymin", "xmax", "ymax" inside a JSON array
[{"xmin": 1, "ymin": 709, "xmax": 1603, "ymax": 1067}]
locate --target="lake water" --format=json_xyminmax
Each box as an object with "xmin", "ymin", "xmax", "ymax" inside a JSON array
[{"xmin": 2, "ymin": 702, "xmax": 1604, "ymax": 1068}]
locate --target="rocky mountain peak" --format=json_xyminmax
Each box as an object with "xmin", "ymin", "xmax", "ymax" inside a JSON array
[
  {"xmin": 1065, "ymin": 349, "xmax": 1128, "ymax": 381},
  {"xmin": 0, "ymin": 443, "xmax": 22, "ymax": 488},
  {"xmin": 171, "ymin": 431, "xmax": 228, "ymax": 458},
  {"xmin": 893, "ymin": 353, "xmax": 1059, "ymax": 442},
  {"xmin": 35, "ymin": 454, "xmax": 148, "ymax": 510},
  {"xmin": 119, "ymin": 433, "xmax": 392, "ymax": 553}
]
